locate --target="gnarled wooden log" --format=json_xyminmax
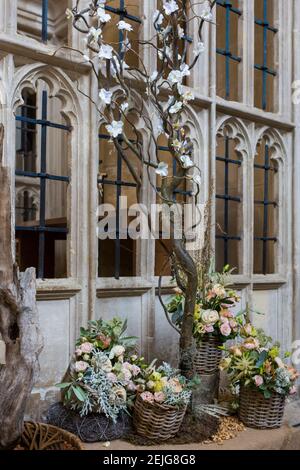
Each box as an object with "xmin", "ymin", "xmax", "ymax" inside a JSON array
[{"xmin": 0, "ymin": 124, "xmax": 43, "ymax": 449}]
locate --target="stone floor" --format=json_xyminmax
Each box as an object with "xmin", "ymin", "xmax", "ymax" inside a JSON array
[{"xmin": 84, "ymin": 401, "xmax": 300, "ymax": 451}]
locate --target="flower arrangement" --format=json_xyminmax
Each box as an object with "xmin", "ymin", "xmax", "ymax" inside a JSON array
[
  {"xmin": 57, "ymin": 318, "xmax": 147, "ymax": 422},
  {"xmin": 168, "ymin": 265, "xmax": 244, "ymax": 343},
  {"xmin": 220, "ymin": 328, "xmax": 299, "ymax": 399},
  {"xmin": 139, "ymin": 362, "xmax": 199, "ymax": 408}
]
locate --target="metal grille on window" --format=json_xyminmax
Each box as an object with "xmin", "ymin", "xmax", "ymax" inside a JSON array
[
  {"xmin": 215, "ymin": 135, "xmax": 242, "ymax": 272},
  {"xmin": 155, "ymin": 135, "xmax": 193, "ymax": 277},
  {"xmin": 15, "ymin": 86, "xmax": 71, "ymax": 279},
  {"xmin": 216, "ymin": 0, "xmax": 242, "ymax": 101},
  {"xmin": 97, "ymin": 2, "xmax": 141, "ymax": 279},
  {"xmin": 254, "ymin": 0, "xmax": 278, "ymax": 111},
  {"xmin": 254, "ymin": 138, "xmax": 278, "ymax": 274},
  {"xmin": 98, "ymin": 128, "xmax": 140, "ymax": 279}
]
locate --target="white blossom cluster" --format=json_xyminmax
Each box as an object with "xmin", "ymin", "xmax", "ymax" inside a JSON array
[{"xmin": 69, "ymin": 0, "xmax": 213, "ymax": 191}]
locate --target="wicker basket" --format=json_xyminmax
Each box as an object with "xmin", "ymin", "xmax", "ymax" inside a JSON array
[
  {"xmin": 193, "ymin": 335, "xmax": 223, "ymax": 375},
  {"xmin": 239, "ymin": 387, "xmax": 285, "ymax": 429},
  {"xmin": 133, "ymin": 394, "xmax": 187, "ymax": 441},
  {"xmin": 19, "ymin": 422, "xmax": 84, "ymax": 450}
]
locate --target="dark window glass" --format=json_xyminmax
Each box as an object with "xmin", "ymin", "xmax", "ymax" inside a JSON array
[
  {"xmin": 254, "ymin": 0, "xmax": 278, "ymax": 111},
  {"xmin": 216, "ymin": 0, "xmax": 242, "ymax": 101},
  {"xmin": 215, "ymin": 134, "xmax": 242, "ymax": 272},
  {"xmin": 15, "ymin": 85, "xmax": 71, "ymax": 278},
  {"xmin": 254, "ymin": 137, "xmax": 278, "ymax": 274}
]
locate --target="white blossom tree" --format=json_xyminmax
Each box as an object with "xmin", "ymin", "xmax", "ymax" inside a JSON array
[{"xmin": 70, "ymin": 0, "xmax": 216, "ymax": 378}]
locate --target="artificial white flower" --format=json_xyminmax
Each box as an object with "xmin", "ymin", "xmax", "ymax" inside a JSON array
[
  {"xmin": 163, "ymin": 0, "xmax": 179, "ymax": 16},
  {"xmin": 97, "ymin": 7, "xmax": 111, "ymax": 23},
  {"xmin": 88, "ymin": 27, "xmax": 102, "ymax": 43},
  {"xmin": 178, "ymin": 25, "xmax": 185, "ymax": 39},
  {"xmin": 99, "ymin": 88, "xmax": 113, "ymax": 105},
  {"xmin": 121, "ymin": 37, "xmax": 131, "ymax": 52},
  {"xmin": 169, "ymin": 101, "xmax": 183, "ymax": 114},
  {"xmin": 158, "ymin": 45, "xmax": 173, "ymax": 61},
  {"xmin": 155, "ymin": 118, "xmax": 164, "ymax": 136},
  {"xmin": 180, "ymin": 63, "xmax": 190, "ymax": 77},
  {"xmin": 182, "ymin": 90, "xmax": 195, "ymax": 102},
  {"xmin": 65, "ymin": 8, "xmax": 74, "ymax": 20},
  {"xmin": 156, "ymin": 162, "xmax": 169, "ymax": 177},
  {"xmin": 201, "ymin": 7, "xmax": 213, "ymax": 22},
  {"xmin": 109, "ymin": 345, "xmax": 126, "ymax": 359},
  {"xmin": 193, "ymin": 174, "xmax": 202, "ymax": 186},
  {"xmin": 153, "ymin": 9, "xmax": 164, "ymax": 26},
  {"xmin": 172, "ymin": 139, "xmax": 182, "ymax": 151},
  {"xmin": 180, "ymin": 155, "xmax": 193, "ymax": 168},
  {"xmin": 99, "ymin": 44, "xmax": 113, "ymax": 60},
  {"xmin": 168, "ymin": 69, "xmax": 184, "ymax": 85},
  {"xmin": 120, "ymin": 102, "xmax": 129, "ymax": 112},
  {"xmin": 105, "ymin": 120, "xmax": 124, "ymax": 138},
  {"xmin": 117, "ymin": 20, "xmax": 133, "ymax": 32},
  {"xmin": 150, "ymin": 71, "xmax": 159, "ymax": 82},
  {"xmin": 83, "ymin": 54, "xmax": 90, "ymax": 63},
  {"xmin": 194, "ymin": 41, "xmax": 205, "ymax": 56}
]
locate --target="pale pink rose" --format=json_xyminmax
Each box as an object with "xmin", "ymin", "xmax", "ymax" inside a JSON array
[
  {"xmin": 127, "ymin": 381, "xmax": 137, "ymax": 392},
  {"xmin": 206, "ymin": 290, "xmax": 216, "ymax": 300},
  {"xmin": 289, "ymin": 385, "xmax": 297, "ymax": 395},
  {"xmin": 220, "ymin": 309, "xmax": 233, "ymax": 318},
  {"xmin": 107, "ymin": 372, "xmax": 118, "ymax": 383},
  {"xmin": 122, "ymin": 368, "xmax": 132, "ymax": 383},
  {"xmin": 122, "ymin": 362, "xmax": 132, "ymax": 370},
  {"xmin": 168, "ymin": 378, "xmax": 183, "ymax": 393},
  {"xmin": 243, "ymin": 338, "xmax": 259, "ymax": 350},
  {"xmin": 131, "ymin": 365, "xmax": 141, "ymax": 377},
  {"xmin": 205, "ymin": 325, "xmax": 214, "ymax": 333},
  {"xmin": 230, "ymin": 346, "xmax": 242, "ymax": 357},
  {"xmin": 254, "ymin": 375, "xmax": 264, "ymax": 387},
  {"xmin": 140, "ymin": 391, "xmax": 155, "ymax": 403},
  {"xmin": 244, "ymin": 323, "xmax": 253, "ymax": 336},
  {"xmin": 212, "ymin": 284, "xmax": 226, "ymax": 297},
  {"xmin": 80, "ymin": 342, "xmax": 94, "ymax": 354},
  {"xmin": 75, "ymin": 348, "xmax": 83, "ymax": 356},
  {"xmin": 220, "ymin": 316, "xmax": 229, "ymax": 324},
  {"xmin": 154, "ymin": 392, "xmax": 166, "ymax": 403},
  {"xmin": 97, "ymin": 334, "xmax": 111, "ymax": 349},
  {"xmin": 220, "ymin": 323, "xmax": 232, "ymax": 337},
  {"xmin": 229, "ymin": 320, "xmax": 238, "ymax": 331},
  {"xmin": 75, "ymin": 361, "xmax": 89, "ymax": 372}
]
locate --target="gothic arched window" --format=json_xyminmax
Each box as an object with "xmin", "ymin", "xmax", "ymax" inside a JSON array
[
  {"xmin": 15, "ymin": 82, "xmax": 71, "ymax": 278},
  {"xmin": 253, "ymin": 135, "xmax": 278, "ymax": 274}
]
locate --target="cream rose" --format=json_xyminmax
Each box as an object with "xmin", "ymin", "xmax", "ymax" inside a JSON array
[
  {"xmin": 212, "ymin": 284, "xmax": 227, "ymax": 297},
  {"xmin": 201, "ymin": 310, "xmax": 219, "ymax": 325},
  {"xmin": 109, "ymin": 345, "xmax": 125, "ymax": 359}
]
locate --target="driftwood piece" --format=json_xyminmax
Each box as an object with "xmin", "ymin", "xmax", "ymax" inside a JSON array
[{"xmin": 0, "ymin": 124, "xmax": 43, "ymax": 449}]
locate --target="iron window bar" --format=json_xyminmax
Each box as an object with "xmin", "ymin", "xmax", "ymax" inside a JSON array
[
  {"xmin": 254, "ymin": 0, "xmax": 278, "ymax": 110},
  {"xmin": 15, "ymin": 90, "xmax": 71, "ymax": 278},
  {"xmin": 98, "ymin": 132, "xmax": 138, "ymax": 280},
  {"xmin": 254, "ymin": 143, "xmax": 277, "ymax": 274},
  {"xmin": 216, "ymin": 136, "xmax": 242, "ymax": 265},
  {"xmin": 42, "ymin": 0, "xmax": 48, "ymax": 43},
  {"xmin": 216, "ymin": 0, "xmax": 242, "ymax": 99}
]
